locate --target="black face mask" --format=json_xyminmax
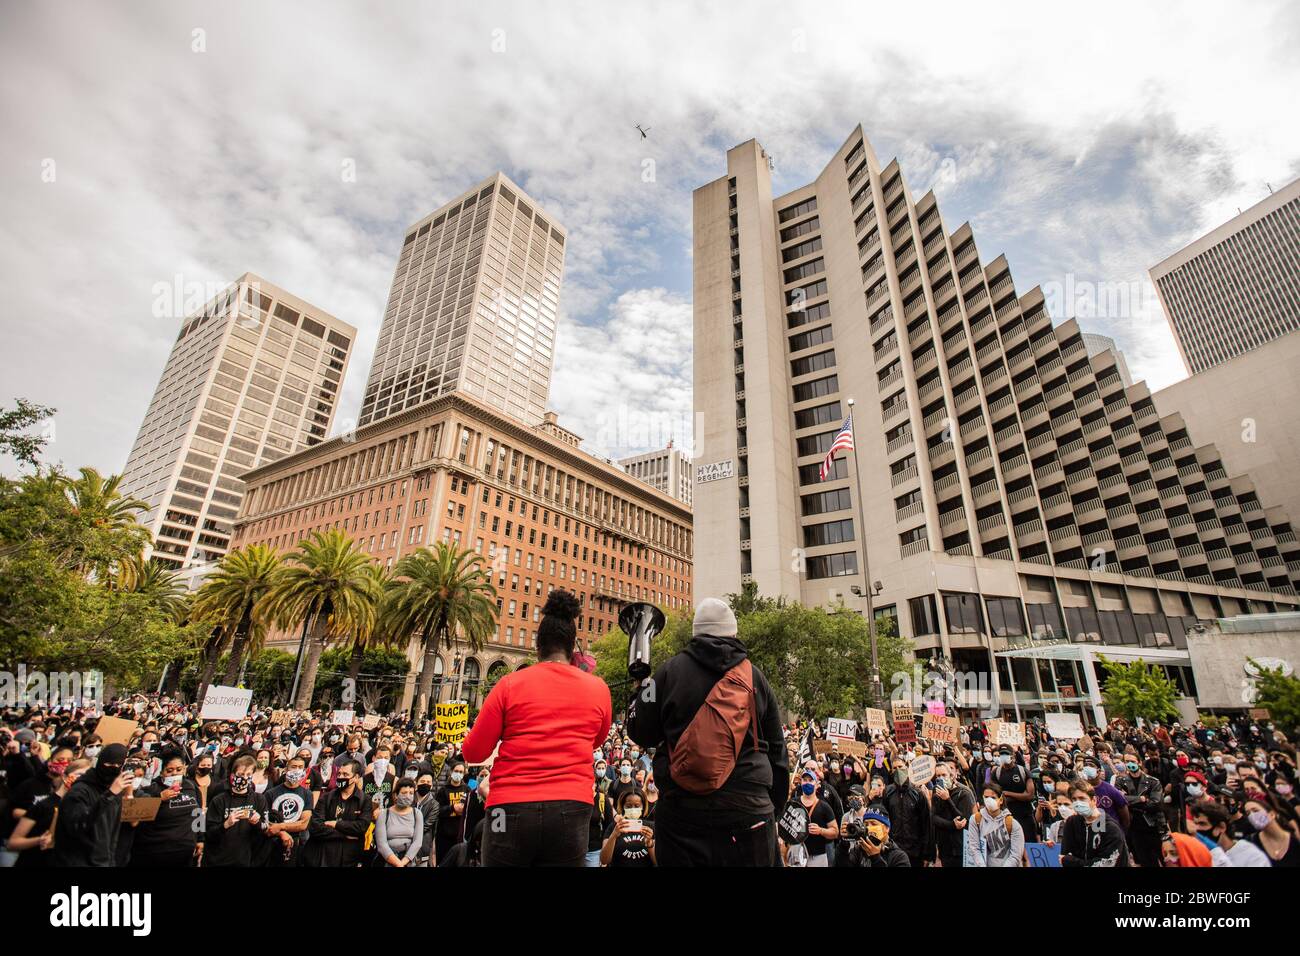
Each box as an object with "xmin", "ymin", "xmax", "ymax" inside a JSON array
[
  {"xmin": 96, "ymin": 763, "xmax": 122, "ymax": 786},
  {"xmin": 416, "ymin": 784, "xmax": 432, "ymax": 796}
]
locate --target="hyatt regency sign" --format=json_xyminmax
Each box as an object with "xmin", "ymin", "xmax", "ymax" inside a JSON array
[{"xmin": 696, "ymin": 459, "xmax": 734, "ymax": 484}]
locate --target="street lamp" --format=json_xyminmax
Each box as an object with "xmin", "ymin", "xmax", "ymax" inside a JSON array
[{"xmin": 850, "ymin": 580, "xmax": 884, "ymax": 706}]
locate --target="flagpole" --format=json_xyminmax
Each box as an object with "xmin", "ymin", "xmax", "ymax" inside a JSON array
[{"xmin": 844, "ymin": 399, "xmax": 880, "ymax": 706}]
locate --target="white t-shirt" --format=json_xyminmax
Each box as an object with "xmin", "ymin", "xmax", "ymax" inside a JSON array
[{"xmin": 1225, "ymin": 839, "xmax": 1272, "ymax": 868}]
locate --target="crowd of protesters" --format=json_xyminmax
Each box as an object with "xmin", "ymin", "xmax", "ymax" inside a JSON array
[{"xmin": 1, "ymin": 592, "xmax": 1296, "ymax": 869}]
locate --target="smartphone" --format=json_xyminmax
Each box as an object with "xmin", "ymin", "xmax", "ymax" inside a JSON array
[{"xmin": 625, "ymin": 819, "xmax": 642, "ymax": 832}]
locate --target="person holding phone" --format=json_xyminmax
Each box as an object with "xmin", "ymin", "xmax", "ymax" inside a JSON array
[
  {"xmin": 203, "ymin": 754, "xmax": 268, "ymax": 867},
  {"xmin": 53, "ymin": 742, "xmax": 131, "ymax": 866},
  {"xmin": 600, "ymin": 789, "xmax": 656, "ymax": 867},
  {"xmin": 130, "ymin": 751, "xmax": 201, "ymax": 867}
]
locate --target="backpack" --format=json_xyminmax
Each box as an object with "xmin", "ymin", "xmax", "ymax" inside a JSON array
[{"xmin": 668, "ymin": 659, "xmax": 759, "ymax": 795}]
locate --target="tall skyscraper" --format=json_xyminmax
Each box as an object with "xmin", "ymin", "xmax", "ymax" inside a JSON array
[
  {"xmin": 358, "ymin": 173, "xmax": 567, "ymax": 429},
  {"xmin": 1150, "ymin": 176, "xmax": 1300, "ymax": 374},
  {"xmin": 693, "ymin": 129, "xmax": 1300, "ymax": 698},
  {"xmin": 1080, "ymin": 333, "xmax": 1133, "ymax": 388},
  {"xmin": 121, "ymin": 273, "xmax": 355, "ymax": 569},
  {"xmin": 619, "ymin": 444, "xmax": 693, "ymax": 506}
]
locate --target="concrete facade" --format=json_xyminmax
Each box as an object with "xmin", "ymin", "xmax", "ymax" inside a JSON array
[
  {"xmin": 120, "ymin": 273, "xmax": 355, "ymax": 569},
  {"xmin": 1150, "ymin": 177, "xmax": 1300, "ymax": 374},
  {"xmin": 1186, "ymin": 613, "xmax": 1300, "ymax": 711},
  {"xmin": 619, "ymin": 444, "xmax": 693, "ymax": 506}
]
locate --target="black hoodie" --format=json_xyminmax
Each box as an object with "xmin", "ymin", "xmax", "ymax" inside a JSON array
[{"xmin": 626, "ymin": 633, "xmax": 789, "ymax": 818}]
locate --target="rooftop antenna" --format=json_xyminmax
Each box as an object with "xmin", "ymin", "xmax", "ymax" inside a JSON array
[
  {"xmin": 635, "ymin": 124, "xmax": 651, "ymax": 140},
  {"xmin": 1266, "ymin": 182, "xmax": 1274, "ymax": 194}
]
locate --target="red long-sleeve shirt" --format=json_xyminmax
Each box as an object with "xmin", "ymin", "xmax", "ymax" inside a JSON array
[{"xmin": 461, "ymin": 661, "xmax": 613, "ymax": 807}]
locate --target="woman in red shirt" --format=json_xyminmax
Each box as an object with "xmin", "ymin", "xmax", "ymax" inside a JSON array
[{"xmin": 462, "ymin": 590, "xmax": 613, "ymax": 866}]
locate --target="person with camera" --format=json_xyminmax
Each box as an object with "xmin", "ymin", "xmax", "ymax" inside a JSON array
[
  {"xmin": 626, "ymin": 597, "xmax": 789, "ymax": 867},
  {"xmin": 834, "ymin": 805, "xmax": 910, "ymax": 867},
  {"xmin": 52, "ymin": 742, "xmax": 132, "ymax": 867},
  {"xmin": 460, "ymin": 589, "xmax": 613, "ymax": 867}
]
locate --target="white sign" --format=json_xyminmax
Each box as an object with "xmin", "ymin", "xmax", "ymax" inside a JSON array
[
  {"xmin": 1045, "ymin": 713, "xmax": 1085, "ymax": 742},
  {"xmin": 695, "ymin": 459, "xmax": 734, "ymax": 484},
  {"xmin": 827, "ymin": 717, "xmax": 858, "ymax": 740},
  {"xmin": 995, "ymin": 721, "xmax": 1026, "ymax": 748},
  {"xmin": 909, "ymin": 754, "xmax": 935, "ymax": 787},
  {"xmin": 199, "ymin": 685, "xmax": 253, "ymax": 720},
  {"xmin": 331, "ymin": 709, "xmax": 356, "ymax": 727}
]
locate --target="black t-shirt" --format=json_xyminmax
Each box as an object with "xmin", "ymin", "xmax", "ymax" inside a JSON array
[
  {"xmin": 994, "ymin": 763, "xmax": 1036, "ymax": 835},
  {"xmin": 589, "ymin": 791, "xmax": 615, "ymax": 851},
  {"xmin": 204, "ymin": 790, "xmax": 268, "ymax": 867},
  {"xmin": 4, "ymin": 776, "xmax": 55, "ymax": 839},
  {"xmin": 265, "ymin": 784, "xmax": 312, "ymax": 826},
  {"xmin": 802, "ymin": 798, "xmax": 838, "ymax": 857},
  {"xmin": 15, "ymin": 791, "xmax": 61, "ymax": 868},
  {"xmin": 133, "ymin": 780, "xmax": 201, "ymax": 857},
  {"xmin": 602, "ymin": 820, "xmax": 654, "ymax": 867}
]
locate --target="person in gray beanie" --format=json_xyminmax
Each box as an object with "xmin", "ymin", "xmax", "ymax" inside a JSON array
[{"xmin": 626, "ymin": 597, "xmax": 788, "ymax": 866}]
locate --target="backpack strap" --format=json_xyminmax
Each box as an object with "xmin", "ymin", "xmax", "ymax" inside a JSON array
[
  {"xmin": 1004, "ymin": 812, "xmax": 1015, "ymax": 835},
  {"xmin": 742, "ymin": 660, "xmax": 759, "ymax": 753}
]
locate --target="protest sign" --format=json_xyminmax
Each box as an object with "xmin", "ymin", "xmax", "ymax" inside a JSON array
[
  {"xmin": 922, "ymin": 713, "xmax": 960, "ymax": 746},
  {"xmin": 94, "ymin": 715, "xmax": 138, "ymax": 747},
  {"xmin": 837, "ymin": 740, "xmax": 868, "ymax": 758},
  {"xmin": 270, "ymin": 710, "xmax": 292, "ymax": 726},
  {"xmin": 1249, "ymin": 708, "xmax": 1271, "ymax": 720},
  {"xmin": 200, "ymin": 685, "xmax": 253, "ymax": 721},
  {"xmin": 908, "ymin": 754, "xmax": 935, "ymax": 786},
  {"xmin": 1045, "ymin": 713, "xmax": 1085, "ymax": 742},
  {"xmin": 436, "ymin": 701, "xmax": 469, "ymax": 744},
  {"xmin": 813, "ymin": 739, "xmax": 835, "ymax": 757},
  {"xmin": 331, "ymin": 709, "xmax": 355, "ymax": 727},
  {"xmin": 925, "ymin": 699, "xmax": 946, "ymax": 717},
  {"xmin": 778, "ymin": 801, "xmax": 810, "ymax": 845},
  {"xmin": 120, "ymin": 797, "xmax": 161, "ymax": 824},
  {"xmin": 864, "ymin": 708, "xmax": 888, "ymax": 733},
  {"xmin": 891, "ymin": 699, "xmax": 913, "ymax": 723},
  {"xmin": 995, "ymin": 721, "xmax": 1026, "ymax": 748},
  {"xmin": 827, "ymin": 717, "xmax": 857, "ymax": 740},
  {"xmin": 893, "ymin": 718, "xmax": 916, "ymax": 745},
  {"xmin": 1025, "ymin": 842, "xmax": 1061, "ymax": 867},
  {"xmin": 361, "ymin": 714, "xmax": 381, "ymax": 730}
]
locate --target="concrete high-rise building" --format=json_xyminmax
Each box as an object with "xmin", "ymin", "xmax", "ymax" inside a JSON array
[
  {"xmin": 358, "ymin": 173, "xmax": 567, "ymax": 429},
  {"xmin": 121, "ymin": 273, "xmax": 356, "ymax": 569},
  {"xmin": 231, "ymin": 391, "xmax": 692, "ymax": 712},
  {"xmin": 1150, "ymin": 177, "xmax": 1300, "ymax": 375},
  {"xmin": 693, "ymin": 129, "xmax": 1300, "ymax": 715},
  {"xmin": 619, "ymin": 444, "xmax": 693, "ymax": 506},
  {"xmin": 1080, "ymin": 333, "xmax": 1133, "ymax": 388}
]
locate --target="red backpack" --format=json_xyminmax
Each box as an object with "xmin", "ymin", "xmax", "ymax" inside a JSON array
[{"xmin": 668, "ymin": 659, "xmax": 759, "ymax": 794}]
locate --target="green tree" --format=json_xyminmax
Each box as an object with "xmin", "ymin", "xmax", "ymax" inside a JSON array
[
  {"xmin": 116, "ymin": 554, "xmax": 189, "ymax": 622},
  {"xmin": 1099, "ymin": 656, "xmax": 1181, "ymax": 723},
  {"xmin": 1250, "ymin": 660, "xmax": 1300, "ymax": 735},
  {"xmin": 345, "ymin": 563, "xmax": 396, "ymax": 688},
  {"xmin": 259, "ymin": 530, "xmax": 378, "ymax": 711},
  {"xmin": 384, "ymin": 543, "xmax": 497, "ymax": 722},
  {"xmin": 0, "ymin": 398, "xmax": 55, "ymax": 468},
  {"xmin": 191, "ymin": 544, "xmax": 282, "ymax": 697},
  {"xmin": 316, "ymin": 645, "xmax": 410, "ymax": 714},
  {"xmin": 246, "ymin": 648, "xmax": 297, "ymax": 704},
  {"xmin": 58, "ymin": 467, "xmax": 151, "ymax": 580}
]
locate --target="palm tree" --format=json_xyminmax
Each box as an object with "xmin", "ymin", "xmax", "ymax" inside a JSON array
[
  {"xmin": 386, "ymin": 542, "xmax": 497, "ymax": 722},
  {"xmin": 259, "ymin": 529, "xmax": 378, "ymax": 711},
  {"xmin": 117, "ymin": 554, "xmax": 189, "ymax": 622},
  {"xmin": 346, "ymin": 563, "xmax": 396, "ymax": 688},
  {"xmin": 58, "ymin": 467, "xmax": 150, "ymax": 578},
  {"xmin": 191, "ymin": 545, "xmax": 281, "ymax": 696}
]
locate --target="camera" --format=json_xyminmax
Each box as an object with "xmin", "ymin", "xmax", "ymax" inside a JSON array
[{"xmin": 842, "ymin": 818, "xmax": 865, "ymax": 841}]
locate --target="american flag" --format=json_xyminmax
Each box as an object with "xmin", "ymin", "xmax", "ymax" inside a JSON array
[{"xmin": 819, "ymin": 415, "xmax": 855, "ymax": 480}]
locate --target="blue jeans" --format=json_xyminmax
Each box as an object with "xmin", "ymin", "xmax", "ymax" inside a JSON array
[{"xmin": 585, "ymin": 848, "xmax": 602, "ymax": 867}]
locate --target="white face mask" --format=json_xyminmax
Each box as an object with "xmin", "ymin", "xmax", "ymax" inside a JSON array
[
  {"xmin": 162, "ymin": 774, "xmax": 182, "ymax": 788},
  {"xmin": 983, "ymin": 797, "xmax": 1000, "ymax": 812},
  {"xmin": 623, "ymin": 806, "xmax": 643, "ymax": 821}
]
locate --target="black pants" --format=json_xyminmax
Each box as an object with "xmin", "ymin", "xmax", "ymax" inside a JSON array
[
  {"xmin": 1128, "ymin": 819, "xmax": 1163, "ymax": 868},
  {"xmin": 653, "ymin": 804, "xmax": 776, "ymax": 867},
  {"xmin": 479, "ymin": 800, "xmax": 589, "ymax": 867}
]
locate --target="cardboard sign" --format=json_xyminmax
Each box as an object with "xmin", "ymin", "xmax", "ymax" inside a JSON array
[
  {"xmin": 865, "ymin": 708, "xmax": 888, "ymax": 733},
  {"xmin": 331, "ymin": 709, "xmax": 355, "ymax": 727},
  {"xmin": 891, "ymin": 699, "xmax": 913, "ymax": 723},
  {"xmin": 893, "ymin": 719, "xmax": 916, "ymax": 745},
  {"xmin": 984, "ymin": 718, "xmax": 1002, "ymax": 745},
  {"xmin": 1249, "ymin": 708, "xmax": 1271, "ymax": 720},
  {"xmin": 925, "ymin": 699, "xmax": 947, "ymax": 717},
  {"xmin": 1045, "ymin": 713, "xmax": 1085, "ymax": 742},
  {"xmin": 922, "ymin": 714, "xmax": 960, "ymax": 746},
  {"xmin": 813, "ymin": 739, "xmax": 835, "ymax": 757},
  {"xmin": 435, "ymin": 701, "xmax": 469, "ymax": 744},
  {"xmin": 827, "ymin": 717, "xmax": 858, "ymax": 740},
  {"xmin": 120, "ymin": 797, "xmax": 161, "ymax": 823},
  {"xmin": 995, "ymin": 720, "xmax": 1026, "ymax": 748},
  {"xmin": 1025, "ymin": 842, "xmax": 1061, "ymax": 867},
  {"xmin": 836, "ymin": 740, "xmax": 868, "ymax": 759},
  {"xmin": 200, "ymin": 685, "xmax": 253, "ymax": 720},
  {"xmin": 778, "ymin": 801, "xmax": 810, "ymax": 845},
  {"xmin": 361, "ymin": 714, "xmax": 381, "ymax": 730},
  {"xmin": 908, "ymin": 754, "xmax": 935, "ymax": 787},
  {"xmin": 95, "ymin": 716, "xmax": 138, "ymax": 747},
  {"xmin": 270, "ymin": 710, "xmax": 293, "ymax": 726}
]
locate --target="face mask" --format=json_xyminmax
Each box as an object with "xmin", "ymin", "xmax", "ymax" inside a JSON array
[
  {"xmin": 257, "ymin": 757, "xmax": 270, "ymax": 769},
  {"xmin": 450, "ymin": 772, "xmax": 464, "ymax": 785},
  {"xmin": 1082, "ymin": 766, "xmax": 1098, "ymax": 780},
  {"xmin": 1126, "ymin": 763, "xmax": 1140, "ymax": 773},
  {"xmin": 619, "ymin": 767, "xmax": 632, "ymax": 780},
  {"xmin": 895, "ymin": 770, "xmax": 908, "ymax": 785},
  {"xmin": 374, "ymin": 759, "xmax": 389, "ymax": 776},
  {"xmin": 286, "ymin": 769, "xmax": 306, "ymax": 786},
  {"xmin": 404, "ymin": 768, "xmax": 419, "ymax": 779},
  {"xmin": 624, "ymin": 806, "xmax": 643, "ymax": 820},
  {"xmin": 830, "ymin": 763, "xmax": 840, "ymax": 773},
  {"xmin": 162, "ymin": 774, "xmax": 182, "ymax": 788},
  {"xmin": 230, "ymin": 775, "xmax": 252, "ymax": 794},
  {"xmin": 1176, "ymin": 755, "xmax": 1189, "ymax": 768},
  {"xmin": 416, "ymin": 784, "xmax": 432, "ymax": 796},
  {"xmin": 1213, "ymin": 756, "xmax": 1223, "ymax": 766},
  {"xmin": 801, "ymin": 782, "xmax": 816, "ymax": 796},
  {"xmin": 934, "ymin": 778, "xmax": 948, "ymax": 790},
  {"xmin": 1276, "ymin": 783, "xmax": 1293, "ymax": 796},
  {"xmin": 196, "ymin": 767, "xmax": 211, "ymax": 778},
  {"xmin": 982, "ymin": 752, "xmax": 992, "ymax": 762},
  {"xmin": 396, "ymin": 793, "xmax": 415, "ymax": 808},
  {"xmin": 1042, "ymin": 782, "xmax": 1055, "ymax": 793},
  {"xmin": 595, "ymin": 765, "xmax": 607, "ymax": 777},
  {"xmin": 1072, "ymin": 800, "xmax": 1092, "ymax": 815},
  {"xmin": 85, "ymin": 746, "xmax": 101, "ymax": 758},
  {"xmin": 1248, "ymin": 810, "xmax": 1271, "ymax": 831},
  {"xmin": 983, "ymin": 797, "xmax": 1000, "ymax": 812},
  {"xmin": 1256, "ymin": 760, "xmax": 1268, "ymax": 770},
  {"xmin": 48, "ymin": 760, "xmax": 70, "ymax": 776},
  {"xmin": 1185, "ymin": 783, "xmax": 1203, "ymax": 797},
  {"xmin": 1057, "ymin": 804, "xmax": 1075, "ymax": 818}
]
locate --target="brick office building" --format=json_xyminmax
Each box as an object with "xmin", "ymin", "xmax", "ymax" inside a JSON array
[{"xmin": 231, "ymin": 391, "xmax": 693, "ymax": 712}]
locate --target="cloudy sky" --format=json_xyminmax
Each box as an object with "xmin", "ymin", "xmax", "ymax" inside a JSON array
[{"xmin": 3, "ymin": 1, "xmax": 1298, "ymax": 477}]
